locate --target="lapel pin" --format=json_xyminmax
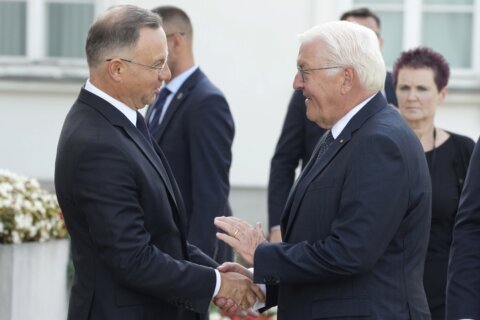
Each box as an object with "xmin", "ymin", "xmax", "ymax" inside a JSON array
[{"xmin": 177, "ymin": 92, "xmax": 183, "ymax": 100}]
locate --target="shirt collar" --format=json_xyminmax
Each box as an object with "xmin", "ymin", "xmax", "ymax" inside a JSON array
[
  {"xmin": 331, "ymin": 93, "xmax": 376, "ymax": 139},
  {"xmin": 164, "ymin": 65, "xmax": 199, "ymax": 94},
  {"xmin": 84, "ymin": 79, "xmax": 137, "ymax": 126}
]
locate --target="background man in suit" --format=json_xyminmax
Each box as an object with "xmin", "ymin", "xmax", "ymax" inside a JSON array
[
  {"xmin": 215, "ymin": 21, "xmax": 431, "ymax": 319},
  {"xmin": 146, "ymin": 6, "xmax": 234, "ymax": 263},
  {"xmin": 268, "ymin": 7, "xmax": 397, "ymax": 242},
  {"xmin": 54, "ymin": 5, "xmax": 261, "ymax": 319},
  {"xmin": 446, "ymin": 137, "xmax": 480, "ymax": 319}
]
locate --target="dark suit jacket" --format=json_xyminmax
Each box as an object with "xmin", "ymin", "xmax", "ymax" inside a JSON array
[
  {"xmin": 55, "ymin": 88, "xmax": 218, "ymax": 320},
  {"xmin": 145, "ymin": 68, "xmax": 234, "ymax": 263},
  {"xmin": 256, "ymin": 93, "xmax": 431, "ymax": 319},
  {"xmin": 446, "ymin": 137, "xmax": 480, "ymax": 319},
  {"xmin": 268, "ymin": 72, "xmax": 397, "ymax": 229}
]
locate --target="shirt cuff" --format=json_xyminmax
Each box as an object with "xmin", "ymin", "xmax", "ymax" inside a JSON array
[
  {"xmin": 249, "ymin": 268, "xmax": 266, "ymax": 310},
  {"xmin": 270, "ymin": 225, "xmax": 281, "ymax": 232},
  {"xmin": 213, "ymin": 269, "xmax": 221, "ymax": 298}
]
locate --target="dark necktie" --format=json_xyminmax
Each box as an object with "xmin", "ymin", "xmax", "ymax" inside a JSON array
[
  {"xmin": 316, "ymin": 129, "xmax": 335, "ymax": 161},
  {"xmin": 136, "ymin": 111, "xmax": 176, "ymax": 198},
  {"xmin": 288, "ymin": 129, "xmax": 335, "ymax": 194},
  {"xmin": 136, "ymin": 112, "xmax": 152, "ymax": 144},
  {"xmin": 283, "ymin": 129, "xmax": 335, "ymax": 232},
  {"xmin": 147, "ymin": 87, "xmax": 171, "ymax": 134}
]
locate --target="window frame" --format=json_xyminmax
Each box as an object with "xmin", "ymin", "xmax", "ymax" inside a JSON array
[
  {"xmin": 0, "ymin": 0, "xmax": 95, "ymax": 80},
  {"xmin": 348, "ymin": 0, "xmax": 480, "ymax": 89}
]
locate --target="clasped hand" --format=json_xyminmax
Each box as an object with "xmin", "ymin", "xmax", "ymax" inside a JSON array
[{"xmin": 215, "ymin": 266, "xmax": 264, "ymax": 315}]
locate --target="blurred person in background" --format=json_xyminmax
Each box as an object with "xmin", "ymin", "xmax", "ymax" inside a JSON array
[
  {"xmin": 393, "ymin": 46, "xmax": 475, "ymax": 319},
  {"xmin": 446, "ymin": 137, "xmax": 480, "ymax": 320},
  {"xmin": 147, "ymin": 6, "xmax": 234, "ymax": 263}
]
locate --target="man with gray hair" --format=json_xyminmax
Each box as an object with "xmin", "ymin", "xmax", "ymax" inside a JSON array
[
  {"xmin": 55, "ymin": 5, "xmax": 262, "ymax": 320},
  {"xmin": 214, "ymin": 21, "xmax": 431, "ymax": 319}
]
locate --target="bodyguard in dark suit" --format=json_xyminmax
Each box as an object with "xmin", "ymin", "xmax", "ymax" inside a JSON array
[
  {"xmin": 215, "ymin": 21, "xmax": 431, "ymax": 319},
  {"xmin": 54, "ymin": 6, "xmax": 260, "ymax": 319},
  {"xmin": 268, "ymin": 7, "xmax": 398, "ymax": 242},
  {"xmin": 446, "ymin": 137, "xmax": 480, "ymax": 319},
  {"xmin": 146, "ymin": 6, "xmax": 234, "ymax": 263}
]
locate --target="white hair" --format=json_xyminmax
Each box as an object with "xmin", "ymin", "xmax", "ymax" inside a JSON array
[{"xmin": 298, "ymin": 20, "xmax": 385, "ymax": 92}]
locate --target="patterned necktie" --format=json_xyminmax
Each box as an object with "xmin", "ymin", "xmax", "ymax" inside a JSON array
[
  {"xmin": 316, "ymin": 130, "xmax": 335, "ymax": 161},
  {"xmin": 147, "ymin": 87, "xmax": 171, "ymax": 134},
  {"xmin": 293, "ymin": 129, "xmax": 335, "ymax": 189},
  {"xmin": 136, "ymin": 112, "xmax": 152, "ymax": 144}
]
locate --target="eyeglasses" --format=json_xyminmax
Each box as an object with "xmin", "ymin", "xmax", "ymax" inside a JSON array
[
  {"xmin": 297, "ymin": 66, "xmax": 344, "ymax": 82},
  {"xmin": 105, "ymin": 58, "xmax": 167, "ymax": 73},
  {"xmin": 166, "ymin": 32, "xmax": 185, "ymax": 38}
]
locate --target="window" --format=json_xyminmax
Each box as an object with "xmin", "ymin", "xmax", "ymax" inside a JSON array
[
  {"xmin": 0, "ymin": 0, "xmax": 95, "ymax": 79},
  {"xmin": 47, "ymin": 2, "xmax": 94, "ymax": 58},
  {"xmin": 0, "ymin": 1, "xmax": 26, "ymax": 56},
  {"xmin": 351, "ymin": 0, "xmax": 480, "ymax": 88}
]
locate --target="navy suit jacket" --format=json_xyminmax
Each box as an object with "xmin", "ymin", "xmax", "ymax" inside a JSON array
[
  {"xmin": 446, "ymin": 137, "xmax": 480, "ymax": 319},
  {"xmin": 55, "ymin": 88, "xmax": 218, "ymax": 320},
  {"xmin": 268, "ymin": 72, "xmax": 397, "ymax": 229},
  {"xmin": 256, "ymin": 93, "xmax": 431, "ymax": 319},
  {"xmin": 145, "ymin": 68, "xmax": 234, "ymax": 263}
]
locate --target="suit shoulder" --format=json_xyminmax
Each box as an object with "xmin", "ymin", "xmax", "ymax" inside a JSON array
[
  {"xmin": 188, "ymin": 78, "xmax": 231, "ymax": 112},
  {"xmin": 195, "ymin": 75, "xmax": 226, "ymax": 98}
]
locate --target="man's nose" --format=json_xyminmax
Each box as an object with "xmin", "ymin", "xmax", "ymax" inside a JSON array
[
  {"xmin": 293, "ymin": 71, "xmax": 303, "ymax": 90},
  {"xmin": 159, "ymin": 64, "xmax": 171, "ymax": 82}
]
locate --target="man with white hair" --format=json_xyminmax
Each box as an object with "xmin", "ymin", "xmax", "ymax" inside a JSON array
[{"xmin": 214, "ymin": 21, "xmax": 432, "ymax": 319}]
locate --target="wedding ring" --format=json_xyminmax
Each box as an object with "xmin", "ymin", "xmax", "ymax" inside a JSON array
[{"xmin": 233, "ymin": 229, "xmax": 239, "ymax": 238}]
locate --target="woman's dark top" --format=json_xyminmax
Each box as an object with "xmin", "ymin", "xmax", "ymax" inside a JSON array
[{"xmin": 423, "ymin": 132, "xmax": 475, "ymax": 320}]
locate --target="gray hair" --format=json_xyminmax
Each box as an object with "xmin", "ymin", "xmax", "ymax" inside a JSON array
[
  {"xmin": 85, "ymin": 5, "xmax": 162, "ymax": 68},
  {"xmin": 298, "ymin": 21, "xmax": 385, "ymax": 92}
]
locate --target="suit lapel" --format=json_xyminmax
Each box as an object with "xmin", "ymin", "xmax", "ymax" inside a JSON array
[
  {"xmin": 154, "ymin": 68, "xmax": 204, "ymax": 139},
  {"xmin": 78, "ymin": 89, "xmax": 178, "ymax": 210},
  {"xmin": 282, "ymin": 93, "xmax": 387, "ymax": 240},
  {"xmin": 123, "ymin": 127, "xmax": 178, "ymax": 208},
  {"xmin": 280, "ymin": 130, "xmax": 329, "ymax": 231},
  {"xmin": 282, "ymin": 135, "xmax": 346, "ymax": 239}
]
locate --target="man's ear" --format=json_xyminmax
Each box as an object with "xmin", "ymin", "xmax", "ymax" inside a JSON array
[
  {"xmin": 167, "ymin": 33, "xmax": 182, "ymax": 51},
  {"xmin": 340, "ymin": 67, "xmax": 355, "ymax": 95},
  {"xmin": 106, "ymin": 59, "xmax": 124, "ymax": 82}
]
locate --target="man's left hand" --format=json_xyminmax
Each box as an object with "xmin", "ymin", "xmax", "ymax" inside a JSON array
[{"xmin": 214, "ymin": 217, "xmax": 267, "ymax": 266}]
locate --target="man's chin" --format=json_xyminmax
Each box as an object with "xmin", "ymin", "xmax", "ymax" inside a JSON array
[{"xmin": 305, "ymin": 104, "xmax": 316, "ymax": 122}]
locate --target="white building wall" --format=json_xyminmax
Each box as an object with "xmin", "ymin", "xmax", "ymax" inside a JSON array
[{"xmin": 0, "ymin": 0, "xmax": 479, "ymax": 185}]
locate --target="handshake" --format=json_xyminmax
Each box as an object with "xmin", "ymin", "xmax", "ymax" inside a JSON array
[
  {"xmin": 212, "ymin": 216, "xmax": 270, "ymax": 315},
  {"xmin": 214, "ymin": 262, "xmax": 264, "ymax": 315}
]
